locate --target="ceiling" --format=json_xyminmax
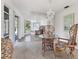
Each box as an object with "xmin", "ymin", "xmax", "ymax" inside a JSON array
[{"xmin": 11, "ymin": 0, "xmax": 77, "ymax": 18}]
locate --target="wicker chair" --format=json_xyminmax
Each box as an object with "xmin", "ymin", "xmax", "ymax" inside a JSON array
[
  {"xmin": 1, "ymin": 38, "xmax": 14, "ymax": 59},
  {"xmin": 54, "ymin": 24, "xmax": 78, "ymax": 59},
  {"xmin": 68, "ymin": 24, "xmax": 78, "ymax": 59},
  {"xmin": 42, "ymin": 25, "xmax": 55, "ymax": 55}
]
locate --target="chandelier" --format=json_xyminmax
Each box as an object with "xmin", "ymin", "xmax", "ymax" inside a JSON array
[{"xmin": 47, "ymin": 0, "xmax": 55, "ymax": 19}]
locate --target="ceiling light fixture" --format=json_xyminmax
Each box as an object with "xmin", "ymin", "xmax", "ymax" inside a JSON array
[
  {"xmin": 47, "ymin": 0, "xmax": 55, "ymax": 19},
  {"xmin": 46, "ymin": 0, "xmax": 55, "ymax": 25}
]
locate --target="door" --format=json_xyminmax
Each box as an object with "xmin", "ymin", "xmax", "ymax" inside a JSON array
[{"xmin": 14, "ymin": 15, "xmax": 19, "ymax": 41}]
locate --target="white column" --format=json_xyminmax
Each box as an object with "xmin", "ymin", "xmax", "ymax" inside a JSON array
[
  {"xmin": 9, "ymin": 9, "xmax": 15, "ymax": 42},
  {"xmin": 18, "ymin": 16, "xmax": 24, "ymax": 39}
]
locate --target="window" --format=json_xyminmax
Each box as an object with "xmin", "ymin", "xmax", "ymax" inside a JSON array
[
  {"xmin": 24, "ymin": 20, "xmax": 31, "ymax": 33},
  {"xmin": 4, "ymin": 5, "xmax": 9, "ymax": 38}
]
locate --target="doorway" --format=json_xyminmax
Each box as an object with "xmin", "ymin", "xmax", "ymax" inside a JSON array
[{"xmin": 14, "ymin": 15, "xmax": 19, "ymax": 41}]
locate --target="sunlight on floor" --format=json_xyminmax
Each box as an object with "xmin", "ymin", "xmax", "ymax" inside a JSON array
[{"xmin": 25, "ymin": 35, "xmax": 31, "ymax": 42}]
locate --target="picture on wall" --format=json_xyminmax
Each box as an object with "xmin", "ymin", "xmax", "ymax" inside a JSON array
[{"xmin": 64, "ymin": 13, "xmax": 74, "ymax": 32}]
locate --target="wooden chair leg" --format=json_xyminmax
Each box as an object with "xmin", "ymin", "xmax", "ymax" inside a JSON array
[
  {"xmin": 70, "ymin": 47, "xmax": 75, "ymax": 59},
  {"xmin": 42, "ymin": 42, "xmax": 46, "ymax": 56}
]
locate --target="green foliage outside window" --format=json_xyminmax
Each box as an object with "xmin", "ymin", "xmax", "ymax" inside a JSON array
[{"xmin": 24, "ymin": 20, "xmax": 31, "ymax": 33}]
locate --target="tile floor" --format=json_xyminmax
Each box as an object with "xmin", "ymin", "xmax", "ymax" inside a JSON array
[{"xmin": 12, "ymin": 35, "xmax": 77, "ymax": 59}]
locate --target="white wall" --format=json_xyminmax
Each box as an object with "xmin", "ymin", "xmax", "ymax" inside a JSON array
[
  {"xmin": 1, "ymin": 0, "xmax": 4, "ymax": 38},
  {"xmin": 55, "ymin": 4, "xmax": 78, "ymax": 38},
  {"xmin": 1, "ymin": 0, "xmax": 24, "ymax": 42}
]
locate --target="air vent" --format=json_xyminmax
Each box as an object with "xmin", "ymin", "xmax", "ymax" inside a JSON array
[
  {"xmin": 15, "ymin": 15, "xmax": 17, "ymax": 17},
  {"xmin": 64, "ymin": 6, "xmax": 69, "ymax": 9}
]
